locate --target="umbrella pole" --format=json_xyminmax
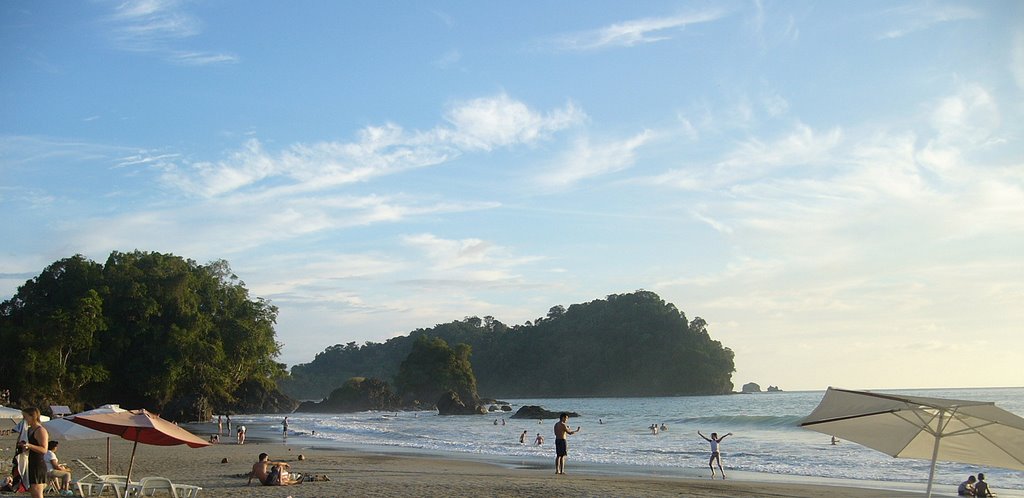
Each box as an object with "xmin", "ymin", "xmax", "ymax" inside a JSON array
[
  {"xmin": 925, "ymin": 410, "xmax": 944, "ymax": 498},
  {"xmin": 127, "ymin": 440, "xmax": 138, "ymax": 483},
  {"xmin": 106, "ymin": 437, "xmax": 111, "ymax": 475}
]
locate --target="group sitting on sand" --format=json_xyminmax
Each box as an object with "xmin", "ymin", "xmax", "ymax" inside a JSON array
[
  {"xmin": 248, "ymin": 453, "xmax": 304, "ymax": 486},
  {"xmin": 959, "ymin": 473, "xmax": 996, "ymax": 497}
]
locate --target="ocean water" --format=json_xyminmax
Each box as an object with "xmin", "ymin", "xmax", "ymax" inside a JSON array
[{"xmin": 240, "ymin": 387, "xmax": 1024, "ymax": 493}]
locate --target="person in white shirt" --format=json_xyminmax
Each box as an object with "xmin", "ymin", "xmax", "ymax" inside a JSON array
[
  {"xmin": 698, "ymin": 430, "xmax": 733, "ymax": 479},
  {"xmin": 44, "ymin": 441, "xmax": 73, "ymax": 496}
]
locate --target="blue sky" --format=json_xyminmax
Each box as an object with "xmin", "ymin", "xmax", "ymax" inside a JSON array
[{"xmin": 2, "ymin": 1, "xmax": 1022, "ymax": 391}]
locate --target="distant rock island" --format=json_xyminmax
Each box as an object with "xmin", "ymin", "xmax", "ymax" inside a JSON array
[
  {"xmin": 511, "ymin": 406, "xmax": 580, "ymax": 420},
  {"xmin": 281, "ymin": 291, "xmax": 736, "ymax": 401},
  {"xmin": 741, "ymin": 383, "xmax": 783, "ymax": 393}
]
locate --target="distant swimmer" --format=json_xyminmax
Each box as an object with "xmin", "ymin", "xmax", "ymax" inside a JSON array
[
  {"xmin": 493, "ymin": 419, "xmax": 499, "ymax": 426},
  {"xmin": 599, "ymin": 419, "xmax": 603, "ymax": 425},
  {"xmin": 502, "ymin": 418, "xmax": 506, "ymax": 426},
  {"xmin": 535, "ymin": 433, "xmax": 544, "ymax": 445},
  {"xmin": 520, "ymin": 431, "xmax": 528, "ymax": 444},
  {"xmin": 660, "ymin": 423, "xmax": 668, "ymax": 432},
  {"xmin": 649, "ymin": 424, "xmax": 659, "ymax": 435},
  {"xmin": 698, "ymin": 430, "xmax": 732, "ymax": 479},
  {"xmin": 831, "ymin": 436, "xmax": 839, "ymax": 445}
]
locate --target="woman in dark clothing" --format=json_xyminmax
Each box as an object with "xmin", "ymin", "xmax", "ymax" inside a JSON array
[{"xmin": 18, "ymin": 407, "xmax": 48, "ymax": 498}]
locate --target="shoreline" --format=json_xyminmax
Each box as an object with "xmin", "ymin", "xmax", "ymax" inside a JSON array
[
  {"xmin": 33, "ymin": 434, "xmax": 931, "ymax": 497},
  {"xmin": 195, "ymin": 422, "xmax": 952, "ymax": 497}
]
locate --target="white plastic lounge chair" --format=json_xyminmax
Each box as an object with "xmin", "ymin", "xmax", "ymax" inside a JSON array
[{"xmin": 126, "ymin": 477, "xmax": 177, "ymax": 497}]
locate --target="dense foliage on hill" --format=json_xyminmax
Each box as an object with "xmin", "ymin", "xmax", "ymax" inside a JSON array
[
  {"xmin": 281, "ymin": 291, "xmax": 735, "ymax": 400},
  {"xmin": 0, "ymin": 252, "xmax": 293, "ymax": 420},
  {"xmin": 394, "ymin": 335, "xmax": 479, "ymax": 405}
]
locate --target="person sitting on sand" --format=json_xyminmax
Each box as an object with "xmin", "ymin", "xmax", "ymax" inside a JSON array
[
  {"xmin": 248, "ymin": 453, "xmax": 303, "ymax": 486},
  {"xmin": 698, "ymin": 430, "xmax": 733, "ymax": 479},
  {"xmin": 974, "ymin": 473, "xmax": 993, "ymax": 497},
  {"xmin": 958, "ymin": 475, "xmax": 976, "ymax": 496}
]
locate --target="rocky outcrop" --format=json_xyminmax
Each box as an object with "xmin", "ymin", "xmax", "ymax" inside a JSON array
[
  {"xmin": 436, "ymin": 390, "xmax": 488, "ymax": 415},
  {"xmin": 510, "ymin": 405, "xmax": 579, "ymax": 420},
  {"xmin": 767, "ymin": 385, "xmax": 782, "ymax": 392},
  {"xmin": 297, "ymin": 377, "xmax": 398, "ymax": 413},
  {"xmin": 741, "ymin": 382, "xmax": 761, "ymax": 393}
]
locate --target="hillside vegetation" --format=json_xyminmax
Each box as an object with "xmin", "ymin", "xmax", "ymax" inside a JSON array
[{"xmin": 282, "ymin": 291, "xmax": 735, "ymax": 400}]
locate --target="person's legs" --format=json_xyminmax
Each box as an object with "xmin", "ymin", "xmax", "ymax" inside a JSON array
[
  {"xmin": 715, "ymin": 454, "xmax": 726, "ymax": 479},
  {"xmin": 30, "ymin": 483, "xmax": 45, "ymax": 498},
  {"xmin": 49, "ymin": 470, "xmax": 71, "ymax": 490},
  {"xmin": 708, "ymin": 454, "xmax": 716, "ymax": 477}
]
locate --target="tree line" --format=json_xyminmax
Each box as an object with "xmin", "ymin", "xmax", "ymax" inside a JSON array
[
  {"xmin": 281, "ymin": 290, "xmax": 736, "ymax": 400},
  {"xmin": 0, "ymin": 252, "xmax": 290, "ymax": 420}
]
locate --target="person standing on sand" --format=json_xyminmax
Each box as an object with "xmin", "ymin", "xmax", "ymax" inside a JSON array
[
  {"xmin": 698, "ymin": 430, "xmax": 732, "ymax": 479},
  {"xmin": 237, "ymin": 425, "xmax": 246, "ymax": 445},
  {"xmin": 554, "ymin": 413, "xmax": 580, "ymax": 475},
  {"xmin": 520, "ymin": 431, "xmax": 528, "ymax": 444},
  {"xmin": 217, "ymin": 415, "xmax": 223, "ymax": 434},
  {"xmin": 282, "ymin": 417, "xmax": 289, "ymax": 434},
  {"xmin": 17, "ymin": 407, "xmax": 48, "ymax": 498}
]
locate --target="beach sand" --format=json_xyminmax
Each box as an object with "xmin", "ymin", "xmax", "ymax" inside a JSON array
[{"xmin": 35, "ymin": 436, "xmax": 926, "ymax": 497}]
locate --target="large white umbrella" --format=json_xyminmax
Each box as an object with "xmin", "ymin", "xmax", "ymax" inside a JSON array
[
  {"xmin": 801, "ymin": 387, "xmax": 1024, "ymax": 497},
  {"xmin": 44, "ymin": 404, "xmax": 126, "ymax": 474},
  {"xmin": 0, "ymin": 406, "xmax": 24, "ymax": 421}
]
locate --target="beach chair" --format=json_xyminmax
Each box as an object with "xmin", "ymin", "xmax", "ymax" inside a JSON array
[
  {"xmin": 125, "ymin": 477, "xmax": 177, "ymax": 498},
  {"xmin": 73, "ymin": 459, "xmax": 132, "ymax": 497}
]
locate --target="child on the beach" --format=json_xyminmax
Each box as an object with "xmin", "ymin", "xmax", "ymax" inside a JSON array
[{"xmin": 698, "ymin": 430, "xmax": 733, "ymax": 479}]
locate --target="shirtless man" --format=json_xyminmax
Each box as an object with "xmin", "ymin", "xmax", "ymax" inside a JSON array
[
  {"xmin": 519, "ymin": 430, "xmax": 528, "ymax": 444},
  {"xmin": 698, "ymin": 431, "xmax": 733, "ymax": 479},
  {"xmin": 553, "ymin": 413, "xmax": 580, "ymax": 475},
  {"xmin": 248, "ymin": 453, "xmax": 303, "ymax": 486}
]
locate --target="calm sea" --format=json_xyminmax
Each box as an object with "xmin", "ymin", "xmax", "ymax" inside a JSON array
[{"xmin": 238, "ymin": 387, "xmax": 1024, "ymax": 493}]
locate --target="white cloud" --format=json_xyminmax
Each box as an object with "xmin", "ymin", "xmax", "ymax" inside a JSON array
[
  {"xmin": 161, "ymin": 94, "xmax": 582, "ymax": 197},
  {"xmin": 434, "ymin": 49, "xmax": 462, "ymax": 69},
  {"xmin": 541, "ymin": 130, "xmax": 654, "ymax": 187},
  {"xmin": 106, "ymin": 0, "xmax": 238, "ymax": 65},
  {"xmin": 877, "ymin": 3, "xmax": 982, "ymax": 40},
  {"xmin": 400, "ymin": 233, "xmax": 544, "ymax": 285},
  {"xmin": 1013, "ymin": 31, "xmax": 1024, "ymax": 91},
  {"xmin": 442, "ymin": 94, "xmax": 585, "ymax": 151},
  {"xmin": 647, "ymin": 122, "xmax": 842, "ymax": 190},
  {"xmin": 551, "ymin": 10, "xmax": 729, "ymax": 50}
]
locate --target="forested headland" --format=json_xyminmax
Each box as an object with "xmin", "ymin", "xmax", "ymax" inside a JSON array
[
  {"xmin": 282, "ymin": 291, "xmax": 735, "ymax": 400},
  {"xmin": 0, "ymin": 252, "xmax": 295, "ymax": 420}
]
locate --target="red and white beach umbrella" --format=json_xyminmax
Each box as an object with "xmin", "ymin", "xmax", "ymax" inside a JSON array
[{"xmin": 71, "ymin": 409, "xmax": 210, "ymax": 480}]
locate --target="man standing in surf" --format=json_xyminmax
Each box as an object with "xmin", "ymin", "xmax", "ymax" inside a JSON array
[
  {"xmin": 553, "ymin": 413, "xmax": 580, "ymax": 475},
  {"xmin": 698, "ymin": 430, "xmax": 733, "ymax": 479}
]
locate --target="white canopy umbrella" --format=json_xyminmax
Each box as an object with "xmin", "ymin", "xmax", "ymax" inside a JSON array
[
  {"xmin": 44, "ymin": 404, "xmax": 126, "ymax": 474},
  {"xmin": 45, "ymin": 404, "xmax": 126, "ymax": 440},
  {"xmin": 0, "ymin": 406, "xmax": 24, "ymax": 421},
  {"xmin": 801, "ymin": 387, "xmax": 1024, "ymax": 497}
]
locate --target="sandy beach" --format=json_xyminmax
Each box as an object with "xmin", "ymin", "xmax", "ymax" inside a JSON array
[{"xmin": 22, "ymin": 435, "xmax": 927, "ymax": 498}]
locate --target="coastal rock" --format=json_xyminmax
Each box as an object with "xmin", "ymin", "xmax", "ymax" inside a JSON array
[
  {"xmin": 297, "ymin": 377, "xmax": 398, "ymax": 413},
  {"xmin": 741, "ymin": 382, "xmax": 761, "ymax": 393},
  {"xmin": 767, "ymin": 385, "xmax": 782, "ymax": 392},
  {"xmin": 230, "ymin": 379, "xmax": 300, "ymax": 414},
  {"xmin": 510, "ymin": 405, "xmax": 579, "ymax": 420},
  {"xmin": 500, "ymin": 405, "xmax": 512, "ymax": 412},
  {"xmin": 436, "ymin": 390, "xmax": 488, "ymax": 415}
]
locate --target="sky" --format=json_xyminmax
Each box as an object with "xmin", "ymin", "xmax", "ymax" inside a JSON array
[{"xmin": 2, "ymin": 1, "xmax": 1022, "ymax": 391}]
